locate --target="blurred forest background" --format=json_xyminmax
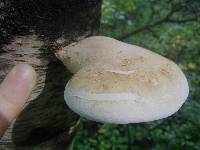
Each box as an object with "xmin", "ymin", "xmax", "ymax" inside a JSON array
[{"xmin": 74, "ymin": 0, "xmax": 200, "ymax": 150}]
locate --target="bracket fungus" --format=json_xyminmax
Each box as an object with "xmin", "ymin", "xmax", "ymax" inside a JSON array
[{"xmin": 56, "ymin": 36, "xmax": 189, "ymax": 124}]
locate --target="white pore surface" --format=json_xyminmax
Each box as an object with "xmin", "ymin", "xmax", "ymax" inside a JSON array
[{"xmin": 64, "ymin": 82, "xmax": 189, "ymax": 124}]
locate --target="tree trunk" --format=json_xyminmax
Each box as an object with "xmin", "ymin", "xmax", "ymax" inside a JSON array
[{"xmin": 0, "ymin": 0, "xmax": 102, "ymax": 149}]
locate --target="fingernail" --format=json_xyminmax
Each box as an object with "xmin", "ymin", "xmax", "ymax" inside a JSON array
[{"xmin": 8, "ymin": 64, "xmax": 37, "ymax": 89}]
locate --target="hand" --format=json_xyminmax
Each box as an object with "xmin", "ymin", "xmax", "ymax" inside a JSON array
[{"xmin": 0, "ymin": 64, "xmax": 36, "ymax": 138}]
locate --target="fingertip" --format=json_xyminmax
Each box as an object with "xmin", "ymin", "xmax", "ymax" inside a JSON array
[
  {"xmin": 10, "ymin": 64, "xmax": 37, "ymax": 90},
  {"xmin": 0, "ymin": 63, "xmax": 37, "ymax": 134}
]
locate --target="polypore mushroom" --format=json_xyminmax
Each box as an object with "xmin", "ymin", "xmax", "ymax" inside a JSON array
[{"xmin": 56, "ymin": 36, "xmax": 189, "ymax": 124}]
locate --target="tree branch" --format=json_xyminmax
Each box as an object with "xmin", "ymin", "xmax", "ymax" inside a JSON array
[
  {"xmin": 117, "ymin": 12, "xmax": 172, "ymax": 41},
  {"xmin": 117, "ymin": 0, "xmax": 198, "ymax": 41},
  {"xmin": 167, "ymin": 17, "xmax": 199, "ymax": 24}
]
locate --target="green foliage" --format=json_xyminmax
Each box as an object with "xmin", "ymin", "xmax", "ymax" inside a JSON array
[{"xmin": 74, "ymin": 0, "xmax": 200, "ymax": 149}]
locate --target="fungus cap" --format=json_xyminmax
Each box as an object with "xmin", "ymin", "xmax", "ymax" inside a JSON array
[{"xmin": 57, "ymin": 36, "xmax": 189, "ymax": 124}]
